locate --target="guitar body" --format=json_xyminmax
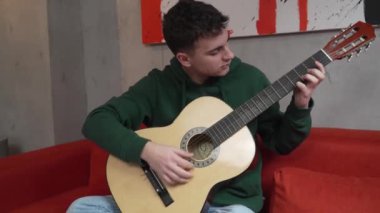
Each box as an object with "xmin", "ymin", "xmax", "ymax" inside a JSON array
[{"xmin": 107, "ymin": 97, "xmax": 256, "ymax": 212}]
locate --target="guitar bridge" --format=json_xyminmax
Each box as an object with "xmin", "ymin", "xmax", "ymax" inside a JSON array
[{"xmin": 141, "ymin": 160, "xmax": 174, "ymax": 207}]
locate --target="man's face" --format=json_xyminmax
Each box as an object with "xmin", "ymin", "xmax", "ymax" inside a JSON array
[{"xmin": 181, "ymin": 29, "xmax": 235, "ymax": 84}]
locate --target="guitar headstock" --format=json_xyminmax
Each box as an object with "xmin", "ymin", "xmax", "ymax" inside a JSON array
[{"xmin": 323, "ymin": 21, "xmax": 376, "ymax": 61}]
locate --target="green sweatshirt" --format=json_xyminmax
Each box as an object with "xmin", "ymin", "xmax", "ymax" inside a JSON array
[{"xmin": 82, "ymin": 57, "xmax": 312, "ymax": 212}]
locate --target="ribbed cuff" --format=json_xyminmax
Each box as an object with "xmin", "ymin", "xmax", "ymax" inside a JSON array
[
  {"xmin": 286, "ymin": 97, "xmax": 314, "ymax": 120},
  {"xmin": 121, "ymin": 132, "xmax": 149, "ymax": 163}
]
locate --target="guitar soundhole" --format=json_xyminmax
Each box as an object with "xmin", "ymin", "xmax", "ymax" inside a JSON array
[
  {"xmin": 180, "ymin": 127, "xmax": 219, "ymax": 168},
  {"xmin": 187, "ymin": 134, "xmax": 215, "ymax": 161}
]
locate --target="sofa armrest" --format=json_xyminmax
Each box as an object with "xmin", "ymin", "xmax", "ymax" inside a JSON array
[{"xmin": 0, "ymin": 140, "xmax": 93, "ymax": 212}]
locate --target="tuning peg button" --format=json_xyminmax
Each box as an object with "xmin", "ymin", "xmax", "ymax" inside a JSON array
[
  {"xmin": 356, "ymin": 48, "xmax": 362, "ymax": 56},
  {"xmin": 347, "ymin": 54, "xmax": 353, "ymax": 62},
  {"xmin": 364, "ymin": 42, "xmax": 371, "ymax": 52}
]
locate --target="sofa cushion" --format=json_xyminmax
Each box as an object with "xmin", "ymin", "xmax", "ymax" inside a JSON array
[
  {"xmin": 260, "ymin": 128, "xmax": 380, "ymax": 212},
  {"xmin": 270, "ymin": 167, "xmax": 380, "ymax": 213},
  {"xmin": 10, "ymin": 186, "xmax": 90, "ymax": 213},
  {"xmin": 88, "ymin": 142, "xmax": 110, "ymax": 194}
]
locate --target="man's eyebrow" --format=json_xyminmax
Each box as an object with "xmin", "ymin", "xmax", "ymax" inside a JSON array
[
  {"xmin": 205, "ymin": 30, "xmax": 231, "ymax": 54},
  {"xmin": 207, "ymin": 45, "xmax": 224, "ymax": 54}
]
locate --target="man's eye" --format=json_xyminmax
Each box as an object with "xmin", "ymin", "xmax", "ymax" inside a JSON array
[
  {"xmin": 209, "ymin": 48, "xmax": 221, "ymax": 55},
  {"xmin": 209, "ymin": 51, "xmax": 218, "ymax": 55}
]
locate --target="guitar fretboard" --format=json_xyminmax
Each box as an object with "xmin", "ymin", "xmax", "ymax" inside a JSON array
[{"xmin": 205, "ymin": 50, "xmax": 332, "ymax": 145}]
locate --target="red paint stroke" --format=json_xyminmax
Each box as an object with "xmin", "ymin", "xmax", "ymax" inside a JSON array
[
  {"xmin": 256, "ymin": 0, "xmax": 277, "ymax": 35},
  {"xmin": 141, "ymin": 0, "xmax": 163, "ymax": 44},
  {"xmin": 298, "ymin": 0, "xmax": 308, "ymax": 31}
]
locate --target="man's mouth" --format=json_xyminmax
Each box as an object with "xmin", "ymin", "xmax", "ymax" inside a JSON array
[{"xmin": 221, "ymin": 64, "xmax": 230, "ymax": 69}]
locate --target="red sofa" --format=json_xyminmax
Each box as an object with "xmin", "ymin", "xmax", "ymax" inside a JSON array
[{"xmin": 1, "ymin": 128, "xmax": 379, "ymax": 213}]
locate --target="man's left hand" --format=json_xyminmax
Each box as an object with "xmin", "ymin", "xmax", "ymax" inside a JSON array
[{"xmin": 294, "ymin": 61, "xmax": 326, "ymax": 109}]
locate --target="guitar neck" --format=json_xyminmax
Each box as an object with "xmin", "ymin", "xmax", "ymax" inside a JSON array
[{"xmin": 206, "ymin": 49, "xmax": 332, "ymax": 145}]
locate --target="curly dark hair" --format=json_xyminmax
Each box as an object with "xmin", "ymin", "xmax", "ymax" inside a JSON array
[{"xmin": 162, "ymin": 0, "xmax": 229, "ymax": 54}]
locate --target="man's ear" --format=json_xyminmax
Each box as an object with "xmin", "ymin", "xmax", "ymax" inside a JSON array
[{"xmin": 176, "ymin": 52, "xmax": 191, "ymax": 68}]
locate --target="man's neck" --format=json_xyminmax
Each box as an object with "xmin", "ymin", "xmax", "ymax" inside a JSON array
[{"xmin": 182, "ymin": 67, "xmax": 208, "ymax": 85}]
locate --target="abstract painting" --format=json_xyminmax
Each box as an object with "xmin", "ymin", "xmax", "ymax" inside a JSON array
[{"xmin": 141, "ymin": 0, "xmax": 379, "ymax": 44}]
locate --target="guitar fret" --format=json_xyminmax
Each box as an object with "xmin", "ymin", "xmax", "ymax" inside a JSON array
[
  {"xmin": 239, "ymin": 104, "xmax": 251, "ymax": 120},
  {"xmin": 285, "ymin": 75, "xmax": 296, "ymax": 86},
  {"xmin": 230, "ymin": 115, "xmax": 240, "ymax": 132},
  {"xmin": 320, "ymin": 49, "xmax": 333, "ymax": 64},
  {"xmin": 289, "ymin": 69, "xmax": 301, "ymax": 82},
  {"xmin": 304, "ymin": 58, "xmax": 316, "ymax": 68},
  {"xmin": 294, "ymin": 68, "xmax": 303, "ymax": 77},
  {"xmin": 211, "ymin": 130, "xmax": 220, "ymax": 145},
  {"xmin": 273, "ymin": 85, "xmax": 281, "ymax": 98},
  {"xmin": 226, "ymin": 117, "xmax": 237, "ymax": 135},
  {"xmin": 210, "ymin": 125, "xmax": 221, "ymax": 141},
  {"xmin": 310, "ymin": 56, "xmax": 317, "ymax": 64},
  {"xmin": 242, "ymin": 102, "xmax": 256, "ymax": 119},
  {"xmin": 263, "ymin": 89, "xmax": 274, "ymax": 103},
  {"xmin": 220, "ymin": 119, "xmax": 232, "ymax": 136},
  {"xmin": 280, "ymin": 75, "xmax": 295, "ymax": 92},
  {"xmin": 216, "ymin": 125, "xmax": 227, "ymax": 142},
  {"xmin": 276, "ymin": 79, "xmax": 286, "ymax": 90},
  {"xmin": 248, "ymin": 102, "xmax": 259, "ymax": 117},
  {"xmin": 234, "ymin": 110, "xmax": 248, "ymax": 126},
  {"xmin": 215, "ymin": 130, "xmax": 224, "ymax": 146},
  {"xmin": 252, "ymin": 97, "xmax": 265, "ymax": 112},
  {"xmin": 206, "ymin": 128, "xmax": 219, "ymax": 145},
  {"xmin": 273, "ymin": 82, "xmax": 286, "ymax": 97},
  {"xmin": 257, "ymin": 94, "xmax": 268, "ymax": 108},
  {"xmin": 243, "ymin": 109, "xmax": 253, "ymax": 123},
  {"xmin": 231, "ymin": 113, "xmax": 238, "ymax": 127},
  {"xmin": 230, "ymin": 113, "xmax": 243, "ymax": 131},
  {"xmin": 302, "ymin": 63, "xmax": 308, "ymax": 69}
]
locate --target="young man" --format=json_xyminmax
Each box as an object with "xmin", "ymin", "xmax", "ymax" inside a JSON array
[{"xmin": 67, "ymin": 0, "xmax": 325, "ymax": 212}]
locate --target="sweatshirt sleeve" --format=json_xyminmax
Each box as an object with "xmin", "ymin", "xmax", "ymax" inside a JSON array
[
  {"xmin": 82, "ymin": 73, "xmax": 158, "ymax": 164},
  {"xmin": 256, "ymin": 74, "xmax": 313, "ymax": 154}
]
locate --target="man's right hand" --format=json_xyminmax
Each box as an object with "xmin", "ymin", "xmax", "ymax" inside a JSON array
[{"xmin": 141, "ymin": 141, "xmax": 194, "ymax": 186}]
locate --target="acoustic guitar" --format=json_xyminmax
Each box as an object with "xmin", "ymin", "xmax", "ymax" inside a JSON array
[{"xmin": 106, "ymin": 21, "xmax": 376, "ymax": 212}]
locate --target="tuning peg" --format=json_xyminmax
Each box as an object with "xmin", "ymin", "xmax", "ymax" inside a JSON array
[
  {"xmin": 341, "ymin": 24, "xmax": 352, "ymax": 32},
  {"xmin": 347, "ymin": 54, "xmax": 353, "ymax": 62},
  {"xmin": 356, "ymin": 48, "xmax": 362, "ymax": 57},
  {"xmin": 364, "ymin": 42, "xmax": 371, "ymax": 52}
]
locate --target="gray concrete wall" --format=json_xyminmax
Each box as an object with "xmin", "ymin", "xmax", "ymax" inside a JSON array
[
  {"xmin": 81, "ymin": 0, "xmax": 122, "ymax": 112},
  {"xmin": 116, "ymin": 0, "xmax": 166, "ymax": 92},
  {"xmin": 47, "ymin": 0, "xmax": 87, "ymax": 145},
  {"xmin": 1, "ymin": 0, "xmax": 379, "ymax": 154},
  {"xmin": 47, "ymin": 0, "xmax": 122, "ymax": 144},
  {"xmin": 0, "ymin": 0, "xmax": 55, "ymax": 154},
  {"xmin": 0, "ymin": 0, "xmax": 122, "ymax": 154}
]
